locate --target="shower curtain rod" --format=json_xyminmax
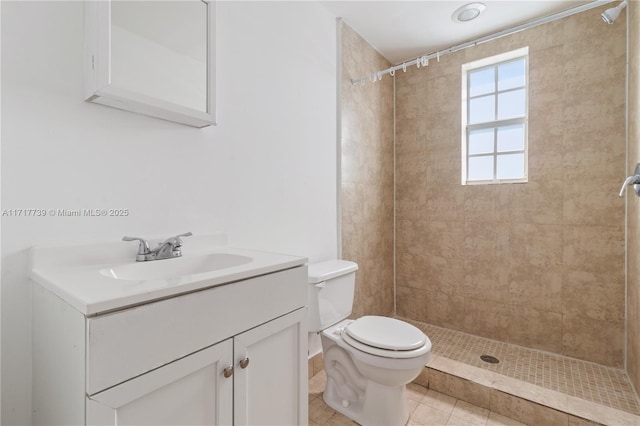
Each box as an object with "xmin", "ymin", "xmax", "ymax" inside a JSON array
[{"xmin": 351, "ymin": 0, "xmax": 616, "ymax": 85}]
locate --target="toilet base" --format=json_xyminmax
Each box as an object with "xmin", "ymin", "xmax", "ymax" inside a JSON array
[{"xmin": 324, "ymin": 378, "xmax": 409, "ymax": 426}]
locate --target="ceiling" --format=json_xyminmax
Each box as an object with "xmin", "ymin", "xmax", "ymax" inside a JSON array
[{"xmin": 321, "ymin": 1, "xmax": 597, "ymax": 64}]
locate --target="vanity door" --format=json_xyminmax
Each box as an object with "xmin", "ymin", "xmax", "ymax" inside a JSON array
[
  {"xmin": 86, "ymin": 339, "xmax": 233, "ymax": 426},
  {"xmin": 233, "ymin": 308, "xmax": 308, "ymax": 425}
]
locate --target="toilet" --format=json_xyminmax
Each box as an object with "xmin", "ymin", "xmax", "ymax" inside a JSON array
[{"xmin": 308, "ymin": 260, "xmax": 432, "ymax": 426}]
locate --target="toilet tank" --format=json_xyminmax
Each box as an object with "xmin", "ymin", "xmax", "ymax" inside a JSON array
[{"xmin": 307, "ymin": 260, "xmax": 358, "ymax": 332}]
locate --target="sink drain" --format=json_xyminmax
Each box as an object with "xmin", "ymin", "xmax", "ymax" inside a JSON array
[{"xmin": 480, "ymin": 355, "xmax": 500, "ymax": 364}]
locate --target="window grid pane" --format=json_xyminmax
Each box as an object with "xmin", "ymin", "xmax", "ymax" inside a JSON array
[
  {"xmin": 469, "ymin": 67, "xmax": 495, "ymax": 97},
  {"xmin": 464, "ymin": 53, "xmax": 527, "ymax": 184},
  {"xmin": 496, "ymin": 153, "xmax": 525, "ymax": 179},
  {"xmin": 468, "ymin": 155, "xmax": 494, "ymax": 181},
  {"xmin": 497, "ymin": 124, "xmax": 525, "ymax": 152},
  {"xmin": 468, "ymin": 128, "xmax": 495, "ymax": 155},
  {"xmin": 497, "ymin": 89, "xmax": 526, "ymax": 120},
  {"xmin": 498, "ymin": 58, "xmax": 526, "ymax": 91},
  {"xmin": 469, "ymin": 95, "xmax": 496, "ymax": 124}
]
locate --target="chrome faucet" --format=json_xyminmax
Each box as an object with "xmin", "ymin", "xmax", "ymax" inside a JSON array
[
  {"xmin": 619, "ymin": 163, "xmax": 640, "ymax": 197},
  {"xmin": 123, "ymin": 232, "xmax": 193, "ymax": 262}
]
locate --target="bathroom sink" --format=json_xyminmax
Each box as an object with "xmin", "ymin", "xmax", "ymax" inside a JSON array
[
  {"xmin": 99, "ymin": 253, "xmax": 253, "ymax": 281},
  {"xmin": 29, "ymin": 234, "xmax": 307, "ymax": 315}
]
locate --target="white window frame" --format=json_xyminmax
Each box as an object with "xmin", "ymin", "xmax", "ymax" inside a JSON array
[{"xmin": 461, "ymin": 47, "xmax": 529, "ymax": 185}]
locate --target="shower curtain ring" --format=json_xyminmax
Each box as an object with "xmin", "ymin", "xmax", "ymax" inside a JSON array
[
  {"xmin": 369, "ymin": 73, "xmax": 376, "ymax": 82},
  {"xmin": 416, "ymin": 57, "xmax": 421, "ymax": 69},
  {"xmin": 390, "ymin": 69, "xmax": 395, "ymax": 77},
  {"xmin": 437, "ymin": 51, "xmax": 440, "ymax": 62},
  {"xmin": 402, "ymin": 63, "xmax": 407, "ymax": 72},
  {"xmin": 377, "ymin": 71, "xmax": 382, "ymax": 80}
]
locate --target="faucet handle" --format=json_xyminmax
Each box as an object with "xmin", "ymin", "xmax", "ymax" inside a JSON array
[
  {"xmin": 174, "ymin": 232, "xmax": 193, "ymax": 246},
  {"xmin": 122, "ymin": 236, "xmax": 151, "ymax": 255},
  {"xmin": 619, "ymin": 163, "xmax": 640, "ymax": 197},
  {"xmin": 162, "ymin": 232, "xmax": 193, "ymax": 248}
]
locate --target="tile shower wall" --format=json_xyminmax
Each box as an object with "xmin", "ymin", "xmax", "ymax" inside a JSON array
[
  {"xmin": 395, "ymin": 6, "xmax": 626, "ymax": 366},
  {"xmin": 340, "ymin": 22, "xmax": 394, "ymax": 318},
  {"xmin": 627, "ymin": 0, "xmax": 640, "ymax": 396}
]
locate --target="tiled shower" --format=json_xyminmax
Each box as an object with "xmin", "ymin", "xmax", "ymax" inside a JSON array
[{"xmin": 339, "ymin": 1, "xmax": 640, "ymax": 418}]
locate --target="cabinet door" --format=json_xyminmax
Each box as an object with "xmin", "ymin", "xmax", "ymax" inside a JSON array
[
  {"xmin": 87, "ymin": 339, "xmax": 233, "ymax": 426},
  {"xmin": 233, "ymin": 308, "xmax": 308, "ymax": 426}
]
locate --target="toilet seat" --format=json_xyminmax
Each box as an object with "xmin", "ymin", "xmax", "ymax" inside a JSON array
[{"xmin": 341, "ymin": 316, "xmax": 431, "ymax": 359}]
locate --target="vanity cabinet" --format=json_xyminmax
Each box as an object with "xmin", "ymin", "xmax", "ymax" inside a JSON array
[{"xmin": 32, "ymin": 265, "xmax": 308, "ymax": 426}]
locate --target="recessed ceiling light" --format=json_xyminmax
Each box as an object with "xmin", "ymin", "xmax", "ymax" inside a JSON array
[{"xmin": 452, "ymin": 2, "xmax": 486, "ymax": 23}]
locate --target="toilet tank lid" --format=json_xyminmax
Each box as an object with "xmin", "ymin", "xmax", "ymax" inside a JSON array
[{"xmin": 307, "ymin": 260, "xmax": 358, "ymax": 284}]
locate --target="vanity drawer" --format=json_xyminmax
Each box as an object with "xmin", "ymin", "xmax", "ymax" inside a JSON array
[{"xmin": 86, "ymin": 266, "xmax": 307, "ymax": 395}]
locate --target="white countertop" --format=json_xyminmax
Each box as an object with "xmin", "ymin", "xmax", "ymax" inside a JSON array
[{"xmin": 29, "ymin": 234, "xmax": 307, "ymax": 316}]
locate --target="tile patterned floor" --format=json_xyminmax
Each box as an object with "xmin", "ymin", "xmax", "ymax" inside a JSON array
[
  {"xmin": 309, "ymin": 370, "xmax": 526, "ymax": 426},
  {"xmin": 404, "ymin": 319, "xmax": 640, "ymax": 416}
]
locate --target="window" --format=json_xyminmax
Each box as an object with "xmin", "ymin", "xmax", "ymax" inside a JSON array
[{"xmin": 461, "ymin": 48, "xmax": 529, "ymax": 185}]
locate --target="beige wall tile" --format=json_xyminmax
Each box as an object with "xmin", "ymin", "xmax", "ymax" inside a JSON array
[
  {"xmin": 509, "ymin": 180, "xmax": 563, "ymax": 225},
  {"xmin": 563, "ymin": 181, "xmax": 625, "ymax": 226},
  {"xmin": 397, "ymin": 285, "xmax": 428, "ymax": 323},
  {"xmin": 340, "ymin": 23, "xmax": 394, "ymax": 318},
  {"xmin": 424, "ymin": 255, "xmax": 466, "ymax": 297},
  {"xmin": 508, "ymin": 265, "xmax": 562, "ymax": 312},
  {"xmin": 463, "ymin": 186, "xmax": 511, "ymax": 224},
  {"xmin": 509, "ymin": 223, "xmax": 563, "ymax": 269},
  {"xmin": 424, "ymin": 221, "xmax": 466, "ymax": 260},
  {"xmin": 562, "ymin": 314, "xmax": 624, "ymax": 367},
  {"xmin": 462, "ymin": 299, "xmax": 511, "ymax": 342},
  {"xmin": 396, "ymin": 186, "xmax": 428, "ymax": 221},
  {"xmin": 561, "ymin": 6, "xmax": 625, "ymax": 42},
  {"xmin": 464, "ymin": 222, "xmax": 510, "ymax": 261},
  {"xmin": 506, "ymin": 307, "xmax": 562, "ymax": 353},
  {"xmin": 463, "ymin": 258, "xmax": 509, "ymax": 304},
  {"xmin": 563, "ymin": 226, "xmax": 624, "ymax": 274},
  {"xmin": 562, "ymin": 128, "xmax": 625, "ymax": 184},
  {"xmin": 425, "ymin": 290, "xmax": 467, "ymax": 331},
  {"xmin": 562, "ymin": 272, "xmax": 625, "ymax": 322},
  {"xmin": 421, "ymin": 185, "xmax": 465, "ymax": 222},
  {"xmin": 627, "ymin": 0, "xmax": 640, "ymax": 396}
]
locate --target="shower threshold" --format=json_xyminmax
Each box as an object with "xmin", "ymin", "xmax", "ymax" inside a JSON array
[{"xmin": 402, "ymin": 318, "xmax": 640, "ymax": 426}]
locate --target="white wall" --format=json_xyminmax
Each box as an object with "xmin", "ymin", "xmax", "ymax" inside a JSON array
[{"xmin": 1, "ymin": 1, "xmax": 338, "ymax": 424}]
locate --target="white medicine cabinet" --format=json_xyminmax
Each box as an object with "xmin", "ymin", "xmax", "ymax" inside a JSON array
[{"xmin": 84, "ymin": 0, "xmax": 216, "ymax": 127}]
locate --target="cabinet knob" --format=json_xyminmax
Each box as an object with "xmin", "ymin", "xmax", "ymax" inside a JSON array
[
  {"xmin": 223, "ymin": 366, "xmax": 234, "ymax": 378},
  {"xmin": 239, "ymin": 357, "xmax": 250, "ymax": 369}
]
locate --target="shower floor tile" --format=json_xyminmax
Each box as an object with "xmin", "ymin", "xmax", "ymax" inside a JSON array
[{"xmin": 403, "ymin": 318, "xmax": 640, "ymax": 419}]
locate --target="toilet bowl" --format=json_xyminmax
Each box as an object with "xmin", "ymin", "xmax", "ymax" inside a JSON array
[
  {"xmin": 320, "ymin": 318, "xmax": 431, "ymax": 426},
  {"xmin": 307, "ymin": 260, "xmax": 432, "ymax": 426}
]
